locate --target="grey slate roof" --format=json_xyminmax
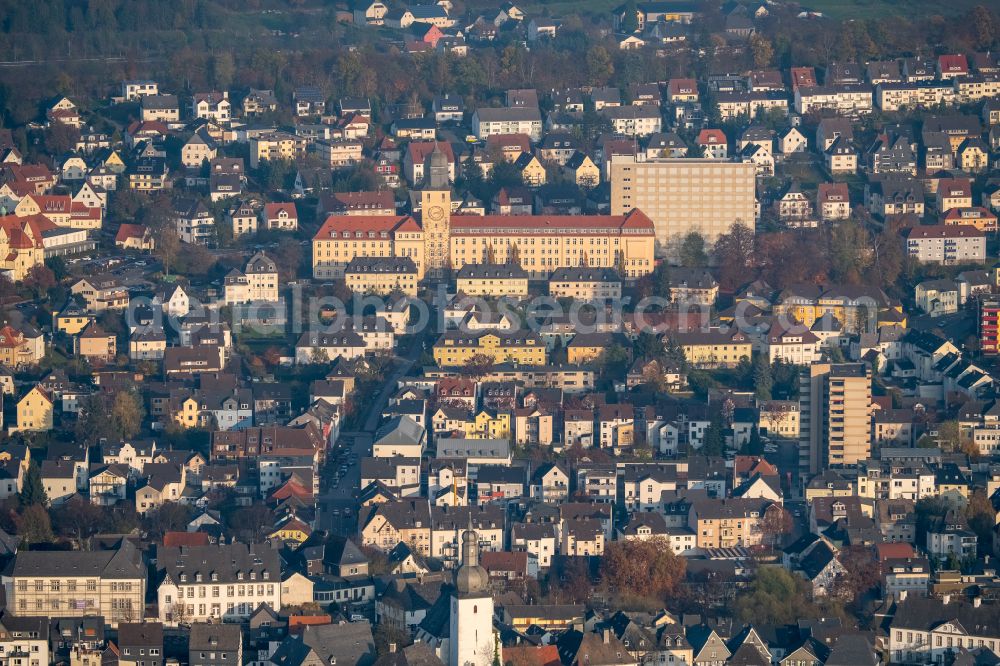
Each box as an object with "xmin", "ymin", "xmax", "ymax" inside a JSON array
[
  {"xmin": 301, "ymin": 622, "xmax": 376, "ymax": 666},
  {"xmin": 12, "ymin": 538, "xmax": 144, "ymax": 579},
  {"xmin": 157, "ymin": 542, "xmax": 280, "ymax": 585}
]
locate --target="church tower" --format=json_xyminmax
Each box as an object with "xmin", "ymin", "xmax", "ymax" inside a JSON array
[
  {"xmin": 448, "ymin": 526, "xmax": 496, "ymax": 666},
  {"xmin": 420, "ymin": 142, "xmax": 452, "ymax": 278}
]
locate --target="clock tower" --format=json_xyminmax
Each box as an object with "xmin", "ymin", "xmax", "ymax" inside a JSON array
[{"xmin": 420, "ymin": 142, "xmax": 451, "ymax": 277}]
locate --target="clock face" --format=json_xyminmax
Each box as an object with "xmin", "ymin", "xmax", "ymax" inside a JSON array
[{"xmin": 427, "ymin": 205, "xmax": 445, "ymax": 222}]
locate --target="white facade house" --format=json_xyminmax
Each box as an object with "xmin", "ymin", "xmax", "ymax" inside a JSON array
[
  {"xmin": 156, "ymin": 543, "xmax": 281, "ymax": 624},
  {"xmin": 905, "ymin": 225, "xmax": 986, "ymax": 265},
  {"xmin": 472, "ymin": 107, "xmax": 543, "ymax": 141}
]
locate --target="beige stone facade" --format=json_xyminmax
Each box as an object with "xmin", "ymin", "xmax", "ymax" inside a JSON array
[{"xmin": 610, "ymin": 156, "xmax": 755, "ymax": 256}]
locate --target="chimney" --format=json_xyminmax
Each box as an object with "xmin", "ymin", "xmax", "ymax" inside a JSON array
[
  {"xmin": 603, "ymin": 629, "xmax": 611, "ymax": 644},
  {"xmin": 942, "ymin": 594, "xmax": 951, "ymax": 605},
  {"xmin": 974, "ymin": 597, "xmax": 982, "ymax": 608}
]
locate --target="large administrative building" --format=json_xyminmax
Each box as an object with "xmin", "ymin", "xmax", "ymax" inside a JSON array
[
  {"xmin": 312, "ymin": 145, "xmax": 656, "ymax": 280},
  {"xmin": 609, "ymin": 156, "xmax": 756, "ymax": 256}
]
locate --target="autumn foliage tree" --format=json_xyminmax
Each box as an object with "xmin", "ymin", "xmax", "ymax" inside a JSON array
[
  {"xmin": 601, "ymin": 537, "xmax": 686, "ymax": 603},
  {"xmin": 836, "ymin": 545, "xmax": 880, "ymax": 608},
  {"xmin": 462, "ymin": 353, "xmax": 495, "ymax": 378}
]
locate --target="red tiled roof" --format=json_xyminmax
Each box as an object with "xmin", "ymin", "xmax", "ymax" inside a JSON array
[
  {"xmin": 27, "ymin": 194, "xmax": 71, "ymax": 214},
  {"xmin": 407, "ymin": 140, "xmax": 455, "ymax": 165},
  {"xmin": 314, "ymin": 214, "xmax": 421, "ymax": 239},
  {"xmin": 904, "ymin": 224, "xmax": 984, "ymax": 239},
  {"xmin": 0, "ymin": 325, "xmax": 26, "ymax": 349},
  {"xmin": 71, "ymin": 202, "xmax": 102, "ymax": 221},
  {"xmin": 116, "ymin": 223, "xmax": 149, "ymax": 243},
  {"xmin": 437, "ymin": 377, "xmax": 475, "ymax": 396},
  {"xmin": 163, "ymin": 531, "xmax": 211, "ymax": 547},
  {"xmin": 264, "ymin": 202, "xmax": 297, "ymax": 218},
  {"xmin": 876, "ymin": 542, "xmax": 915, "ymax": 561},
  {"xmin": 486, "ymin": 133, "xmax": 532, "ymax": 151},
  {"xmin": 481, "ymin": 550, "xmax": 528, "ymax": 573},
  {"xmin": 697, "ymin": 129, "xmax": 726, "ymax": 144},
  {"xmin": 818, "ymin": 182, "xmax": 849, "ymax": 203},
  {"xmin": 790, "ymin": 66, "xmax": 817, "ymax": 87},
  {"xmin": 937, "ymin": 178, "xmax": 972, "ymax": 197},
  {"xmin": 126, "ymin": 120, "xmax": 169, "ymax": 136},
  {"xmin": 2, "ymin": 163, "xmax": 55, "ymax": 183},
  {"xmin": 0, "ymin": 213, "xmax": 54, "ymax": 249},
  {"xmin": 323, "ymin": 190, "xmax": 394, "ymax": 212},
  {"xmin": 734, "ymin": 455, "xmax": 778, "ymax": 478},
  {"xmin": 668, "ymin": 78, "xmax": 697, "ymax": 96},
  {"xmin": 938, "ymin": 54, "xmax": 968, "ymax": 72},
  {"xmin": 268, "ymin": 477, "xmax": 312, "ymax": 501},
  {"xmin": 288, "ymin": 615, "xmax": 332, "ymax": 635},
  {"xmin": 450, "ymin": 209, "xmax": 654, "ymax": 235},
  {"xmin": 502, "ymin": 646, "xmax": 561, "ymax": 666},
  {"xmin": 943, "ymin": 207, "xmax": 996, "ymax": 222}
]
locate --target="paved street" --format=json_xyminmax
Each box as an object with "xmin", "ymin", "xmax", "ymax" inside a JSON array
[{"xmin": 317, "ymin": 322, "xmax": 431, "ymax": 536}]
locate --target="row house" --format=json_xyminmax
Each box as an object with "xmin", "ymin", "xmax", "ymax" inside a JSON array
[
  {"xmin": 889, "ymin": 596, "xmax": 1000, "ymax": 665},
  {"xmin": 249, "ymin": 132, "xmax": 307, "ymax": 169},
  {"xmin": 315, "ymin": 139, "xmax": 363, "ymax": 169},
  {"xmin": 904, "ymin": 225, "xmax": 986, "ymax": 265},
  {"xmin": 876, "ymin": 81, "xmax": 957, "ymax": 112},
  {"xmin": 954, "ymin": 75, "xmax": 1000, "ymax": 102},
  {"xmin": 687, "ymin": 497, "xmax": 781, "ymax": 549},
  {"xmin": 604, "ymin": 105, "xmax": 663, "ymax": 137},
  {"xmin": 794, "ymin": 84, "xmax": 873, "ymax": 115},
  {"xmin": 856, "ymin": 460, "xmax": 936, "ymax": 501},
  {"xmin": 472, "ymin": 107, "xmax": 543, "ymax": 141},
  {"xmin": 715, "ymin": 91, "xmax": 788, "ymax": 121}
]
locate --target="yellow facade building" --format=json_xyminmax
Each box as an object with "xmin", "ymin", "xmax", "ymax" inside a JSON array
[
  {"xmin": 55, "ymin": 306, "xmax": 95, "ymax": 336},
  {"xmin": 14, "ymin": 385, "xmax": 53, "ymax": 433},
  {"xmin": 671, "ymin": 329, "xmax": 752, "ymax": 368},
  {"xmin": 773, "ymin": 283, "xmax": 896, "ymax": 332},
  {"xmin": 433, "ymin": 330, "xmax": 547, "ymax": 367},
  {"xmin": 313, "ymin": 148, "xmax": 656, "ymax": 281},
  {"xmin": 515, "ymin": 152, "xmax": 547, "ymax": 186},
  {"xmin": 450, "ymin": 210, "xmax": 655, "ymax": 279},
  {"xmin": 74, "ymin": 323, "xmax": 117, "ymax": 363},
  {"xmin": 0, "ymin": 214, "xmax": 50, "ymax": 281},
  {"xmin": 455, "ymin": 263, "xmax": 530, "ymax": 297},
  {"xmin": 467, "ymin": 410, "xmax": 511, "ymax": 439},
  {"xmin": 344, "ymin": 256, "xmax": 419, "ymax": 296},
  {"xmin": 312, "ymin": 215, "xmax": 424, "ymax": 279},
  {"xmin": 249, "ymin": 132, "xmax": 308, "ymax": 168},
  {"xmin": 0, "ymin": 324, "xmax": 45, "ymax": 368}
]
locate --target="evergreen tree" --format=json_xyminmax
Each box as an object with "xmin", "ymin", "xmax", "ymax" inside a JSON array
[
  {"xmin": 18, "ymin": 462, "xmax": 47, "ymax": 507},
  {"xmin": 621, "ymin": 0, "xmax": 639, "ymax": 32},
  {"xmin": 741, "ymin": 425, "xmax": 764, "ymax": 455},
  {"xmin": 752, "ymin": 353, "xmax": 773, "ymax": 401},
  {"xmin": 702, "ymin": 412, "xmax": 724, "ymax": 456}
]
